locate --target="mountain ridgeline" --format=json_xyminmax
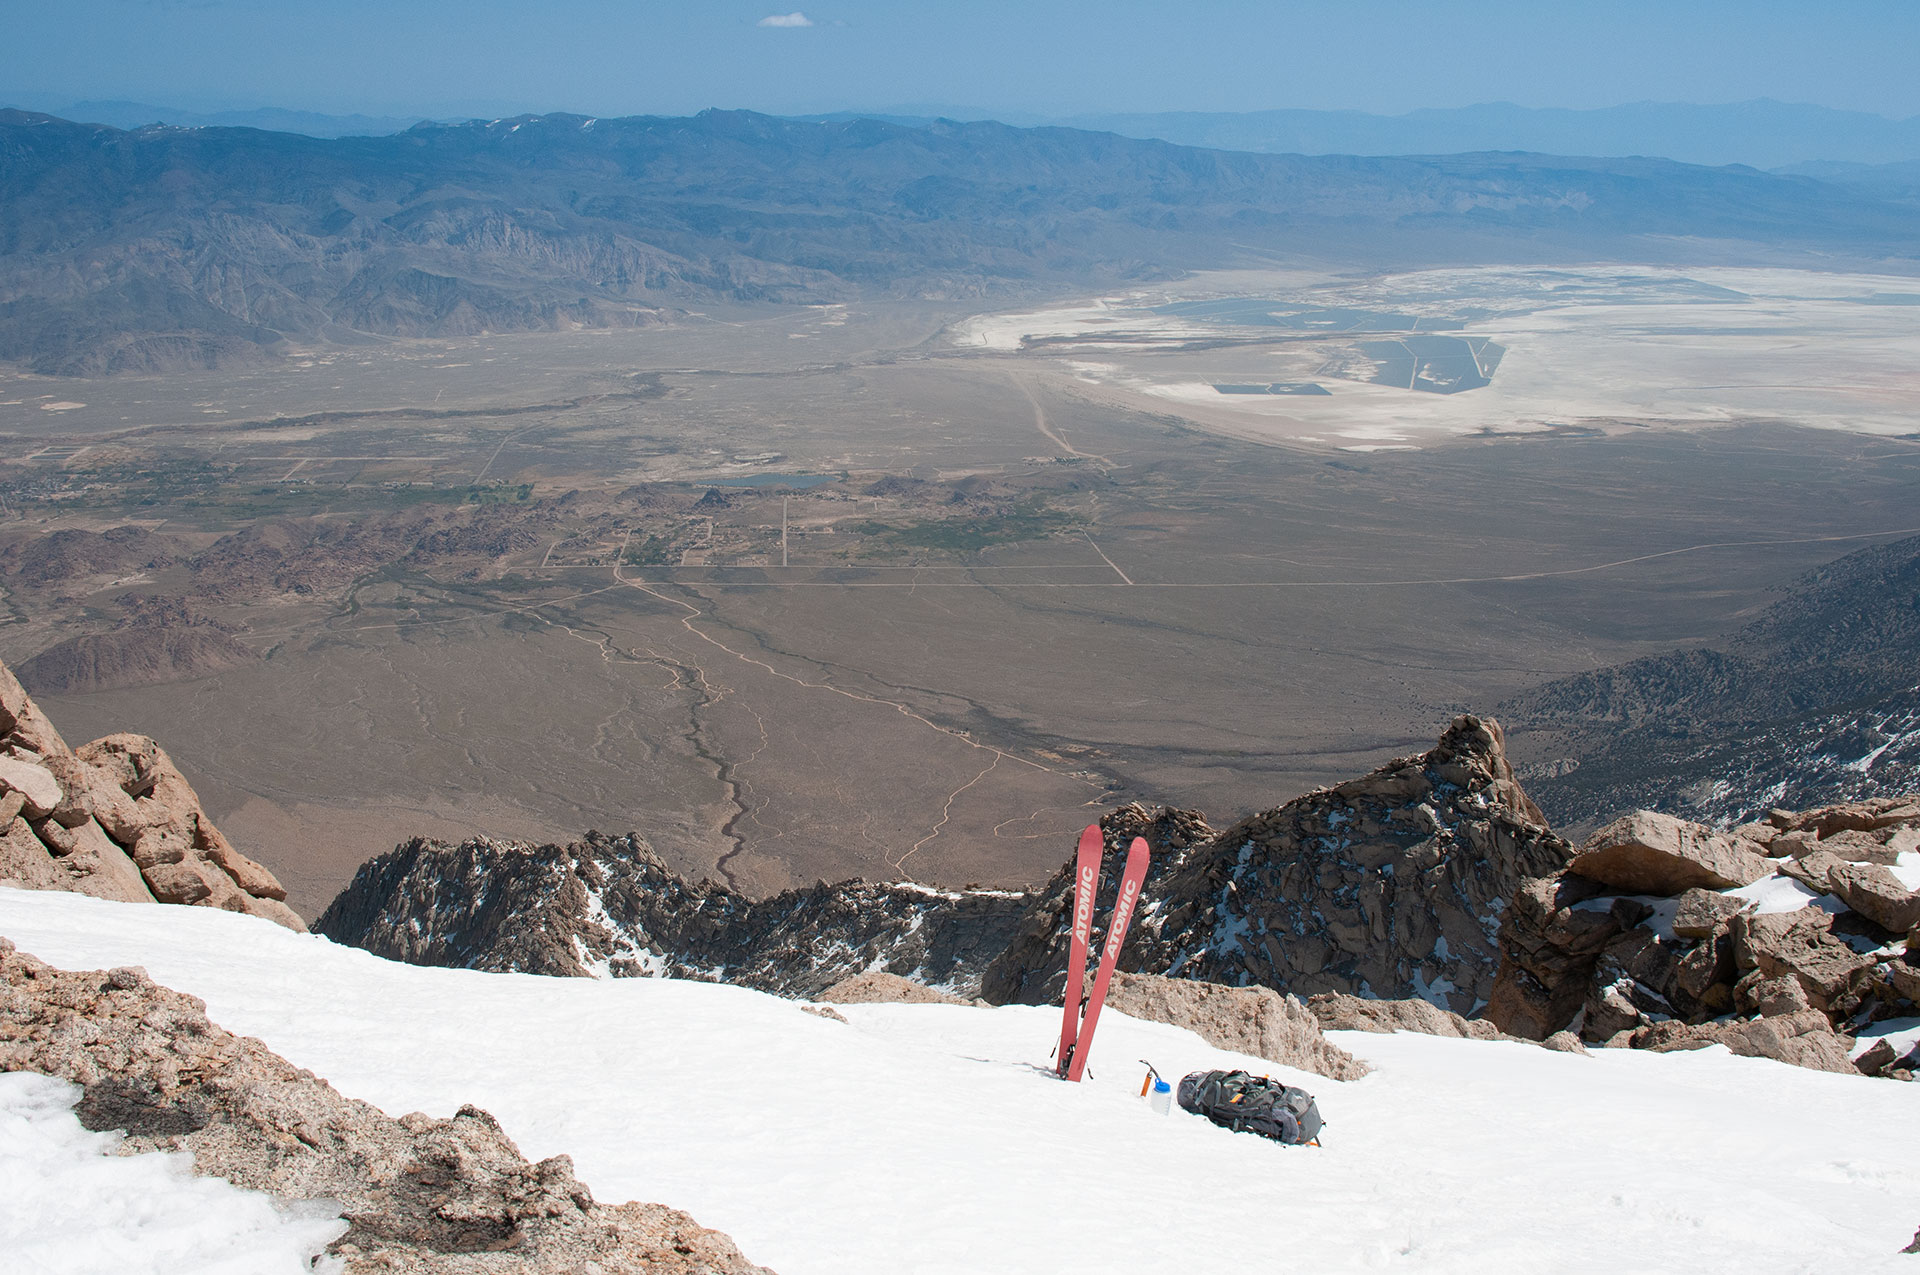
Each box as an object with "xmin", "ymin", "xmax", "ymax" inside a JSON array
[
  {"xmin": 1505, "ymin": 531, "xmax": 1920, "ymax": 828},
  {"xmin": 3, "ymin": 108, "xmax": 1918, "ymax": 373},
  {"xmin": 314, "ymin": 714, "xmax": 1920, "ymax": 1084},
  {"xmin": 318, "ymin": 718, "xmax": 1565, "ymax": 1013}
]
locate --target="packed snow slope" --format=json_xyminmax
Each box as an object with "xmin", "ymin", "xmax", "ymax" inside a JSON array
[{"xmin": 4, "ymin": 887, "xmax": 1917, "ymax": 1275}]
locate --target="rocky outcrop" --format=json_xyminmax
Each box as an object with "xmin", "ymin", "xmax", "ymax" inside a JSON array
[
  {"xmin": 0, "ymin": 659, "xmax": 299, "ymax": 929},
  {"xmin": 0, "ymin": 937, "xmax": 771, "ymax": 1274},
  {"xmin": 1100, "ymin": 971, "xmax": 1370, "ymax": 1082},
  {"xmin": 324, "ymin": 722, "xmax": 1578, "ymax": 1030},
  {"xmin": 1615, "ymin": 1011, "xmax": 1859, "ymax": 1075},
  {"xmin": 1570, "ymin": 811, "xmax": 1772, "ymax": 894},
  {"xmin": 316, "ymin": 831, "xmax": 1031, "ymax": 998},
  {"xmin": 1306, "ymin": 991, "xmax": 1509, "ymax": 1041},
  {"xmin": 818, "ymin": 972, "xmax": 968, "ymax": 1005},
  {"xmin": 1487, "ymin": 795, "xmax": 1920, "ymax": 1077},
  {"xmin": 984, "ymin": 718, "xmax": 1574, "ymax": 1017}
]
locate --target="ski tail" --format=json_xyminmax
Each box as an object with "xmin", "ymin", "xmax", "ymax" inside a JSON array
[
  {"xmin": 1065, "ymin": 836, "xmax": 1150, "ymax": 1083},
  {"xmin": 1056, "ymin": 823, "xmax": 1104, "ymax": 1075}
]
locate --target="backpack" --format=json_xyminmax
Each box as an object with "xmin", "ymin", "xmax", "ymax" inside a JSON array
[{"xmin": 1176, "ymin": 1069, "xmax": 1323, "ymax": 1145}]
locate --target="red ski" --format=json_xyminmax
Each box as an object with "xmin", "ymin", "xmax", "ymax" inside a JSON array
[
  {"xmin": 1056, "ymin": 823, "xmax": 1103, "ymax": 1074},
  {"xmin": 1063, "ymin": 835, "xmax": 1150, "ymax": 1083}
]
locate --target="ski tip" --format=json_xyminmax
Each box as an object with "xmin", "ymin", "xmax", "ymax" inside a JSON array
[{"xmin": 1078, "ymin": 823, "xmax": 1103, "ymax": 851}]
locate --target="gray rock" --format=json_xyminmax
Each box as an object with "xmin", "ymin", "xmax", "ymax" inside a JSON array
[
  {"xmin": 1105, "ymin": 973, "xmax": 1371, "ymax": 1082},
  {"xmin": 1307, "ymin": 991, "xmax": 1505, "ymax": 1041},
  {"xmin": 0, "ymin": 815, "xmax": 68, "ymax": 892},
  {"xmin": 1571, "ymin": 811, "xmax": 1773, "ymax": 895},
  {"xmin": 1750, "ymin": 975, "xmax": 1813, "ymax": 1017},
  {"xmin": 1624, "ymin": 1010, "xmax": 1856, "ymax": 1074},
  {"xmin": 1671, "ymin": 888, "xmax": 1751, "ymax": 939},
  {"xmin": 1770, "ymin": 831, "xmax": 1820, "ymax": 859},
  {"xmin": 1778, "ymin": 850, "xmax": 1846, "ymax": 894},
  {"xmin": 0, "ymin": 754, "xmax": 63, "ymax": 820},
  {"xmin": 1732, "ymin": 908, "xmax": 1877, "ymax": 1009},
  {"xmin": 1716, "ymin": 1010, "xmax": 1857, "ymax": 1074},
  {"xmin": 1853, "ymin": 1037, "xmax": 1898, "ymax": 1077},
  {"xmin": 1814, "ymin": 828, "xmax": 1901, "ymax": 865},
  {"xmin": 0, "ymin": 943, "xmax": 774, "ymax": 1275},
  {"xmin": 1540, "ymin": 1030, "xmax": 1588, "ymax": 1054},
  {"xmin": 1582, "ymin": 983, "xmax": 1652, "ymax": 1042},
  {"xmin": 47, "ymin": 816, "xmax": 156, "ymax": 904},
  {"xmin": 1829, "ymin": 863, "xmax": 1920, "ymax": 933},
  {"xmin": 1672, "ymin": 929, "xmax": 1736, "ymax": 1012}
]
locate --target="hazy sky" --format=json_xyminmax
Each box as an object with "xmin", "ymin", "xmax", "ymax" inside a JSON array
[{"xmin": 5, "ymin": 0, "xmax": 1919, "ymax": 121}]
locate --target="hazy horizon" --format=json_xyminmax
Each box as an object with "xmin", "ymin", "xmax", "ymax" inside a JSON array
[{"xmin": 6, "ymin": 1, "xmax": 1919, "ymax": 124}]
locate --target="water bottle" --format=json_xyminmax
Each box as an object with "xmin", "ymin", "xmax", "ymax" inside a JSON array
[{"xmin": 1150, "ymin": 1078, "xmax": 1173, "ymax": 1116}]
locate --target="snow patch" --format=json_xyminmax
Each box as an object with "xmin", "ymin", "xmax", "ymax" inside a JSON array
[
  {"xmin": 1728, "ymin": 874, "xmax": 1845, "ymax": 916},
  {"xmin": 0, "ymin": 1072, "xmax": 347, "ymax": 1273}
]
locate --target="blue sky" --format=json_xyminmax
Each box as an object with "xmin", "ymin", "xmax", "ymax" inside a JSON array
[{"xmin": 5, "ymin": 0, "xmax": 1918, "ymax": 121}]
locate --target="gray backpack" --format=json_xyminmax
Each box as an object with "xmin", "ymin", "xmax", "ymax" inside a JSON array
[{"xmin": 1176, "ymin": 1069, "xmax": 1323, "ymax": 1145}]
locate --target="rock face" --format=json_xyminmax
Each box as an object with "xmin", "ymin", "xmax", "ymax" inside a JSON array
[
  {"xmin": 316, "ymin": 831, "xmax": 1032, "ymax": 998},
  {"xmin": 0, "ymin": 937, "xmax": 771, "ymax": 1274},
  {"xmin": 1570, "ymin": 811, "xmax": 1773, "ymax": 894},
  {"xmin": 985, "ymin": 718, "xmax": 1575, "ymax": 1017},
  {"xmin": 1487, "ymin": 795, "xmax": 1920, "ymax": 1076},
  {"xmin": 1100, "ymin": 971, "xmax": 1371, "ymax": 1083},
  {"xmin": 0, "ymin": 659, "xmax": 300, "ymax": 929}
]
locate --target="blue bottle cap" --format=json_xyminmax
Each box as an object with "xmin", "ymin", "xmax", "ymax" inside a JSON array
[{"xmin": 1154, "ymin": 1079, "xmax": 1171, "ymax": 1093}]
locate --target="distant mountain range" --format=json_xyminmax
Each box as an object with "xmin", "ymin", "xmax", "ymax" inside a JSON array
[
  {"xmin": 27, "ymin": 97, "xmax": 1920, "ymax": 169},
  {"xmin": 4, "ymin": 107, "xmax": 1917, "ymax": 375},
  {"xmin": 1061, "ymin": 100, "xmax": 1920, "ymax": 171},
  {"xmin": 31, "ymin": 99, "xmax": 431, "ymax": 139}
]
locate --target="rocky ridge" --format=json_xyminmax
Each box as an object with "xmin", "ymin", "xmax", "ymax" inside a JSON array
[
  {"xmin": 0, "ymin": 658, "xmax": 300, "ymax": 929},
  {"xmin": 0, "ymin": 936, "xmax": 770, "ymax": 1274},
  {"xmin": 316, "ymin": 830, "xmax": 1031, "ymax": 998},
  {"xmin": 320, "ymin": 719, "xmax": 1579, "ymax": 1021},
  {"xmin": 983, "ymin": 717, "xmax": 1573, "ymax": 1015},
  {"xmin": 316, "ymin": 715, "xmax": 1920, "ymax": 1080},
  {"xmin": 1487, "ymin": 800, "xmax": 1920, "ymax": 1076}
]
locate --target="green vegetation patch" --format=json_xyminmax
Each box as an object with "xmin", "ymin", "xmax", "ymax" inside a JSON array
[{"xmin": 621, "ymin": 535, "xmax": 673, "ymax": 565}]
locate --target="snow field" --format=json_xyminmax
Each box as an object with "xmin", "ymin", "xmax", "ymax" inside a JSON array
[
  {"xmin": 2, "ymin": 887, "xmax": 1918, "ymax": 1274},
  {"xmin": 0, "ymin": 1072, "xmax": 347, "ymax": 1274}
]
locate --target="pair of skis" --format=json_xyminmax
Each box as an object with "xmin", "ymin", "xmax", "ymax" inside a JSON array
[{"xmin": 1056, "ymin": 824, "xmax": 1150, "ymax": 1082}]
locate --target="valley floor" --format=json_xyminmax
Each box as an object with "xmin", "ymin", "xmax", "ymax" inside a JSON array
[{"xmin": 3, "ymin": 888, "xmax": 1917, "ymax": 1273}]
